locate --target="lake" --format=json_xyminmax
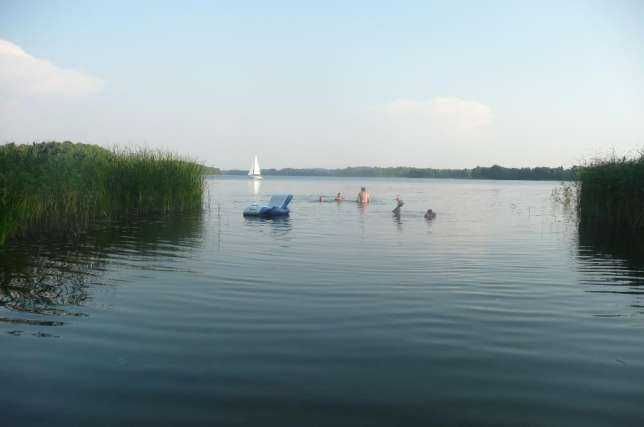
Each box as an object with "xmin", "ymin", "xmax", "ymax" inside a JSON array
[{"xmin": 1, "ymin": 176, "xmax": 643, "ymax": 426}]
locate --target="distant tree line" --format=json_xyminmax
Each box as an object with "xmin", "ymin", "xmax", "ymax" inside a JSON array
[
  {"xmin": 224, "ymin": 165, "xmax": 577, "ymax": 181},
  {"xmin": 201, "ymin": 165, "xmax": 221, "ymax": 175}
]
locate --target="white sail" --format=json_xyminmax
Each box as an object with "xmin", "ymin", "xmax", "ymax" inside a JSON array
[
  {"xmin": 248, "ymin": 155, "xmax": 262, "ymax": 178},
  {"xmin": 253, "ymin": 156, "xmax": 261, "ymax": 175}
]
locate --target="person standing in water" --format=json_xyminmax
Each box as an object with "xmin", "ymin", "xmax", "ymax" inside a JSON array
[
  {"xmin": 357, "ymin": 187, "xmax": 370, "ymax": 204},
  {"xmin": 392, "ymin": 195, "xmax": 404, "ymax": 214},
  {"xmin": 335, "ymin": 192, "xmax": 344, "ymax": 202}
]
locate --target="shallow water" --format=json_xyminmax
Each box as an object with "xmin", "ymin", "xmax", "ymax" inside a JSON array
[{"xmin": 1, "ymin": 176, "xmax": 643, "ymax": 426}]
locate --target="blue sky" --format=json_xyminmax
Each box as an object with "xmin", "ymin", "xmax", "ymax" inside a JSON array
[{"xmin": 1, "ymin": 1, "xmax": 643, "ymax": 168}]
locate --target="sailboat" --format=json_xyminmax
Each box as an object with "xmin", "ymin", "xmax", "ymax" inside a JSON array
[{"xmin": 248, "ymin": 155, "xmax": 262, "ymax": 180}]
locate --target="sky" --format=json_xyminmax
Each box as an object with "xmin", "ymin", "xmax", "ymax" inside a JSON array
[{"xmin": 1, "ymin": 0, "xmax": 643, "ymax": 169}]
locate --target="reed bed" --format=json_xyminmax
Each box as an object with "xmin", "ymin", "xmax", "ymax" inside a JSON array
[
  {"xmin": 577, "ymin": 153, "xmax": 644, "ymax": 234},
  {"xmin": 0, "ymin": 141, "xmax": 205, "ymax": 245}
]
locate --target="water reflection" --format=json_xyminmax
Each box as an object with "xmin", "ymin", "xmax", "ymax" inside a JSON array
[
  {"xmin": 392, "ymin": 211, "xmax": 403, "ymax": 231},
  {"xmin": 248, "ymin": 178, "xmax": 262, "ymax": 196},
  {"xmin": 243, "ymin": 216, "xmax": 292, "ymax": 239},
  {"xmin": 577, "ymin": 225, "xmax": 644, "ymax": 316},
  {"xmin": 578, "ymin": 225, "xmax": 644, "ymax": 271},
  {"xmin": 0, "ymin": 245, "xmax": 94, "ymax": 316},
  {"xmin": 357, "ymin": 203, "xmax": 369, "ymax": 214},
  {"xmin": 0, "ymin": 212, "xmax": 204, "ymax": 327}
]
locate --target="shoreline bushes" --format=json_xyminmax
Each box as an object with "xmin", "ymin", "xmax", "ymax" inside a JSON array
[{"xmin": 0, "ymin": 141, "xmax": 205, "ymax": 245}]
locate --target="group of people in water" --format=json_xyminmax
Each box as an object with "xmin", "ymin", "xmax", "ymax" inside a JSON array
[{"xmin": 319, "ymin": 186, "xmax": 437, "ymax": 220}]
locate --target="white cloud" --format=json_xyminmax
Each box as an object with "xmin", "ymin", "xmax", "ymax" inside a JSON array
[
  {"xmin": 384, "ymin": 97, "xmax": 493, "ymax": 134},
  {"xmin": 0, "ymin": 38, "xmax": 104, "ymax": 97}
]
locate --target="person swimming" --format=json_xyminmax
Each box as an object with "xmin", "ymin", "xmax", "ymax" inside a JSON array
[
  {"xmin": 424, "ymin": 209, "xmax": 436, "ymax": 220},
  {"xmin": 357, "ymin": 187, "xmax": 370, "ymax": 204}
]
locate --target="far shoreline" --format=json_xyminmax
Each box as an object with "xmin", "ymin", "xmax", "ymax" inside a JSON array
[{"xmin": 220, "ymin": 164, "xmax": 577, "ymax": 181}]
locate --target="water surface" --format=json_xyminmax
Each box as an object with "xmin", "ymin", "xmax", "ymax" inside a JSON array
[{"xmin": 2, "ymin": 177, "xmax": 643, "ymax": 426}]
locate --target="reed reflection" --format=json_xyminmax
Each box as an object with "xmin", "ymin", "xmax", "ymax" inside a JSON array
[
  {"xmin": 576, "ymin": 225, "xmax": 644, "ymax": 316},
  {"xmin": 0, "ymin": 212, "xmax": 204, "ymax": 323},
  {"xmin": 0, "ymin": 245, "xmax": 94, "ymax": 316},
  {"xmin": 578, "ymin": 225, "xmax": 644, "ymax": 273}
]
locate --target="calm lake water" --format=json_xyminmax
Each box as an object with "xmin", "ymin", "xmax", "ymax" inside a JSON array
[{"xmin": 2, "ymin": 176, "xmax": 644, "ymax": 426}]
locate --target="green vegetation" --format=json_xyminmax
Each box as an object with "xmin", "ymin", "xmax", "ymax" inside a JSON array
[
  {"xmin": 0, "ymin": 141, "xmax": 206, "ymax": 245},
  {"xmin": 577, "ymin": 153, "xmax": 644, "ymax": 233},
  {"xmin": 224, "ymin": 165, "xmax": 576, "ymax": 180}
]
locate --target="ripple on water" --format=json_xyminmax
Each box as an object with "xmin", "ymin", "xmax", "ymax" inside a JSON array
[{"xmin": 2, "ymin": 177, "xmax": 644, "ymax": 426}]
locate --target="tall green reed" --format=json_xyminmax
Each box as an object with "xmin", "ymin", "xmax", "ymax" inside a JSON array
[
  {"xmin": 0, "ymin": 141, "xmax": 205, "ymax": 245},
  {"xmin": 577, "ymin": 152, "xmax": 644, "ymax": 234}
]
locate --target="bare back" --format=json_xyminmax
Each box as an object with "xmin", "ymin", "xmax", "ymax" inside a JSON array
[{"xmin": 357, "ymin": 190, "xmax": 370, "ymax": 204}]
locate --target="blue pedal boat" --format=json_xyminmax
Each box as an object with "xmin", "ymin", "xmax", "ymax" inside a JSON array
[{"xmin": 243, "ymin": 194, "xmax": 293, "ymax": 218}]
